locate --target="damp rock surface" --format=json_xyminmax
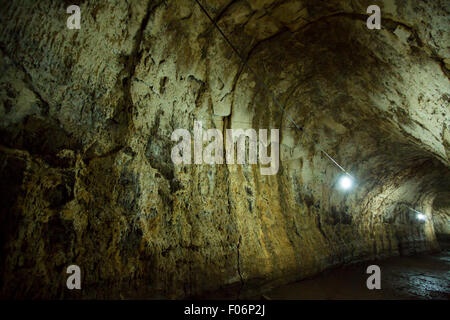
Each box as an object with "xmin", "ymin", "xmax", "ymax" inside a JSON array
[
  {"xmin": 0, "ymin": 0, "xmax": 449, "ymax": 298},
  {"xmin": 265, "ymin": 249, "xmax": 450, "ymax": 300}
]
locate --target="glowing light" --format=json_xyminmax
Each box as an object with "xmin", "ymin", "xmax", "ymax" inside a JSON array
[
  {"xmin": 338, "ymin": 175, "xmax": 353, "ymax": 190},
  {"xmin": 417, "ymin": 213, "xmax": 427, "ymax": 221}
]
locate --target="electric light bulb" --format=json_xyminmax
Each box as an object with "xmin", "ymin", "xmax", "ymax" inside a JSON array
[
  {"xmin": 338, "ymin": 175, "xmax": 353, "ymax": 190},
  {"xmin": 417, "ymin": 213, "xmax": 427, "ymax": 221}
]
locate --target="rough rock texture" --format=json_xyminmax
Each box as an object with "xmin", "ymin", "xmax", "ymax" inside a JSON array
[
  {"xmin": 433, "ymin": 192, "xmax": 450, "ymax": 242},
  {"xmin": 0, "ymin": 0, "xmax": 449, "ymax": 299}
]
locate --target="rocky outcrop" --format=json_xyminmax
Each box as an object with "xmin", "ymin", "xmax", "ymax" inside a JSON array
[{"xmin": 0, "ymin": 0, "xmax": 449, "ymax": 299}]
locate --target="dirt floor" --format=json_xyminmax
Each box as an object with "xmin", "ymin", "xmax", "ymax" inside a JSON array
[{"xmin": 264, "ymin": 248, "xmax": 450, "ymax": 300}]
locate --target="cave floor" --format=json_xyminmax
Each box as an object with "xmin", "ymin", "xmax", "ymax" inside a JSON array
[{"xmin": 263, "ymin": 249, "xmax": 450, "ymax": 300}]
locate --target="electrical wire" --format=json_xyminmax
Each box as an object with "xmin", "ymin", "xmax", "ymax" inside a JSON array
[
  {"xmin": 192, "ymin": 0, "xmax": 355, "ymax": 179},
  {"xmin": 192, "ymin": 0, "xmax": 431, "ymax": 216}
]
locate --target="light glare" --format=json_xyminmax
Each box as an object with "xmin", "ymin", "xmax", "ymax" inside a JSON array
[
  {"xmin": 417, "ymin": 213, "xmax": 427, "ymax": 221},
  {"xmin": 339, "ymin": 175, "xmax": 353, "ymax": 190}
]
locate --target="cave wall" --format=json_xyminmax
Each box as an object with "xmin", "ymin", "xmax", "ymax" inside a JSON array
[
  {"xmin": 0, "ymin": 0, "xmax": 449, "ymax": 299},
  {"xmin": 433, "ymin": 192, "xmax": 450, "ymax": 242}
]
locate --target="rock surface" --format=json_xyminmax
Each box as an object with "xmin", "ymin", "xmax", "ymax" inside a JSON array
[{"xmin": 0, "ymin": 0, "xmax": 449, "ymax": 298}]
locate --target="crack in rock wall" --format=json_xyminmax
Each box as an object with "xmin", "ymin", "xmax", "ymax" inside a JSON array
[{"xmin": 0, "ymin": 0, "xmax": 449, "ymax": 298}]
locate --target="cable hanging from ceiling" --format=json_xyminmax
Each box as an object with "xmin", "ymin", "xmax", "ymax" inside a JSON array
[
  {"xmin": 192, "ymin": 0, "xmax": 429, "ymax": 221},
  {"xmin": 193, "ymin": 0, "xmax": 354, "ymax": 178}
]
